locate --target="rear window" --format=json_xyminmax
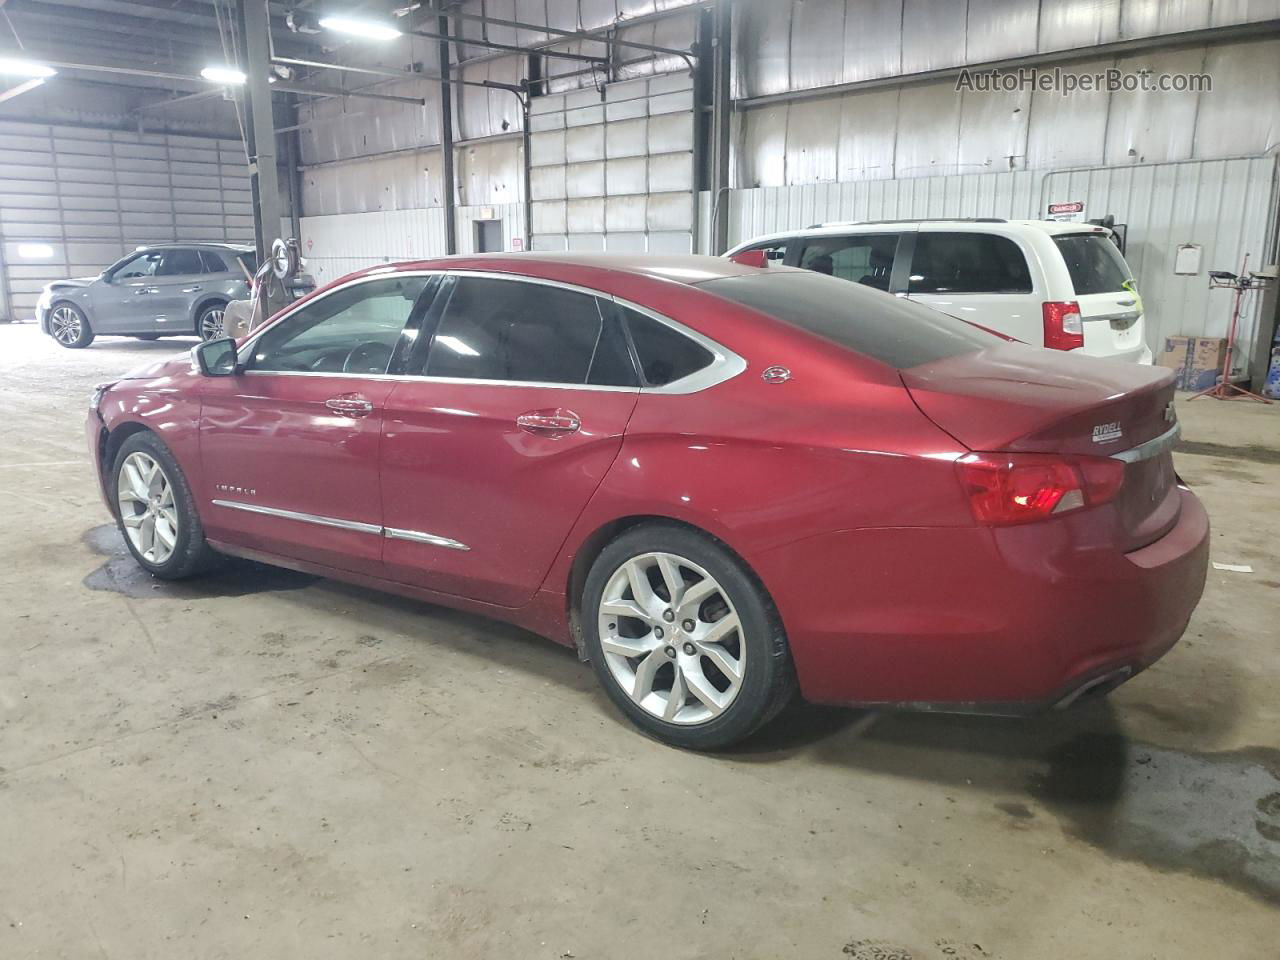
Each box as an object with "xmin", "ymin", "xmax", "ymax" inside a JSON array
[
  {"xmin": 908, "ymin": 232, "xmax": 1032, "ymax": 294},
  {"xmin": 699, "ymin": 271, "xmax": 995, "ymax": 369},
  {"xmin": 1053, "ymin": 233, "xmax": 1133, "ymax": 295}
]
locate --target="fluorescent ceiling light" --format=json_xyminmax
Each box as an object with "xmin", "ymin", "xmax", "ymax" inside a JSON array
[
  {"xmin": 201, "ymin": 65, "xmax": 247, "ymax": 85},
  {"xmin": 318, "ymin": 16, "xmax": 402, "ymax": 40},
  {"xmin": 0, "ymin": 58, "xmax": 56, "ymax": 79},
  {"xmin": 435, "ymin": 335, "xmax": 479, "ymax": 357},
  {"xmin": 18, "ymin": 243, "xmax": 54, "ymax": 259}
]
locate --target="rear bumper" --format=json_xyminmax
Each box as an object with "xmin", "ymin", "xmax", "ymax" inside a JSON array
[{"xmin": 755, "ymin": 486, "xmax": 1209, "ymax": 710}]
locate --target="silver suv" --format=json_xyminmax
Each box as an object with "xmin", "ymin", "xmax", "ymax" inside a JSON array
[{"xmin": 38, "ymin": 242, "xmax": 255, "ymax": 349}]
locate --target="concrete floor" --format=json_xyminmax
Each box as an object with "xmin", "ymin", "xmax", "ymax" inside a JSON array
[{"xmin": 1, "ymin": 322, "xmax": 1277, "ymax": 960}]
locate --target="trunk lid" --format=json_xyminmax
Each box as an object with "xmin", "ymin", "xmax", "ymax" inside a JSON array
[{"xmin": 903, "ymin": 341, "xmax": 1180, "ymax": 548}]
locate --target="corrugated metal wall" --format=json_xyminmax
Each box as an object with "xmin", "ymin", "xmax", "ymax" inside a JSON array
[
  {"xmin": 0, "ymin": 120, "xmax": 252, "ymax": 320},
  {"xmin": 703, "ymin": 155, "xmax": 1280, "ymax": 357},
  {"xmin": 735, "ymin": 35, "xmax": 1280, "ymax": 187},
  {"xmin": 530, "ymin": 72, "xmax": 696, "ymax": 252}
]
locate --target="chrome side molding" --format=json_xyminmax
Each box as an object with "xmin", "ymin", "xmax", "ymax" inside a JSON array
[
  {"xmin": 1110, "ymin": 423, "xmax": 1180, "ymax": 464},
  {"xmin": 212, "ymin": 500, "xmax": 470, "ymax": 551}
]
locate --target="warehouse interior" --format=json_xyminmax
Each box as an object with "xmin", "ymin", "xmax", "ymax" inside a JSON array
[{"xmin": 1, "ymin": 2, "xmax": 1279, "ymax": 957}]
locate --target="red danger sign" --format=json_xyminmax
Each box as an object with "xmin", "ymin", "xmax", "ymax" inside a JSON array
[{"xmin": 1048, "ymin": 201, "xmax": 1085, "ymax": 215}]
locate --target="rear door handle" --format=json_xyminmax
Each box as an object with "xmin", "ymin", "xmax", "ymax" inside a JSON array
[
  {"xmin": 182, "ymin": 285, "xmax": 203, "ymax": 294},
  {"xmin": 516, "ymin": 409, "xmax": 581, "ymax": 435},
  {"xmin": 325, "ymin": 395, "xmax": 374, "ymax": 417}
]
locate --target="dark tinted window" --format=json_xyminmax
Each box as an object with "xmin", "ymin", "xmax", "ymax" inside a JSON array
[
  {"xmin": 199, "ymin": 250, "xmax": 228, "ymax": 274},
  {"xmin": 1054, "ymin": 234, "xmax": 1133, "ymax": 295},
  {"xmin": 424, "ymin": 277, "xmax": 630, "ymax": 386},
  {"xmin": 799, "ymin": 234, "xmax": 898, "ymax": 290},
  {"xmin": 701, "ymin": 272, "xmax": 994, "ymax": 370},
  {"xmin": 622, "ymin": 307, "xmax": 714, "ymax": 386},
  {"xmin": 237, "ymin": 251, "xmax": 258, "ymax": 277},
  {"xmin": 156, "ymin": 248, "xmax": 204, "ymax": 276},
  {"xmin": 908, "ymin": 232, "xmax": 1032, "ymax": 294},
  {"xmin": 252, "ymin": 276, "xmax": 428, "ymax": 374}
]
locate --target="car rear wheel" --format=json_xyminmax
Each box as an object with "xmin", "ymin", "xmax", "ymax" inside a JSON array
[
  {"xmin": 112, "ymin": 432, "xmax": 217, "ymax": 579},
  {"xmin": 197, "ymin": 302, "xmax": 227, "ymax": 341},
  {"xmin": 582, "ymin": 523, "xmax": 795, "ymax": 749},
  {"xmin": 50, "ymin": 302, "xmax": 94, "ymax": 348}
]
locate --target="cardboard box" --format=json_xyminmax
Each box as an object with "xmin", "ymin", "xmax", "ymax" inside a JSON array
[{"xmin": 1158, "ymin": 335, "xmax": 1227, "ymax": 391}]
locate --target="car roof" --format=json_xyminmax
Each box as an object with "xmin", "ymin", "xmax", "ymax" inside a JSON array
[
  {"xmin": 368, "ymin": 252, "xmax": 780, "ymax": 286},
  {"xmin": 731, "ymin": 218, "xmax": 1115, "ymax": 247},
  {"xmin": 134, "ymin": 242, "xmax": 255, "ymax": 252}
]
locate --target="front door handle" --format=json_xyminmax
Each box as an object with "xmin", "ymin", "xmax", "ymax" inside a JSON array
[
  {"xmin": 134, "ymin": 286, "xmax": 157, "ymax": 295},
  {"xmin": 325, "ymin": 395, "xmax": 374, "ymax": 417},
  {"xmin": 516, "ymin": 409, "xmax": 581, "ymax": 436}
]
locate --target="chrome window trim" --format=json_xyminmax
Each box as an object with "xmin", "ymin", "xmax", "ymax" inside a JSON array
[
  {"xmin": 1110, "ymin": 423, "xmax": 1180, "ymax": 463},
  {"xmin": 212, "ymin": 499, "xmax": 471, "ymax": 550},
  {"xmin": 236, "ymin": 267, "xmax": 745, "ymax": 396}
]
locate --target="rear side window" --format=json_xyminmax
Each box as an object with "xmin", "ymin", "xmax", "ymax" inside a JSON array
[
  {"xmin": 621, "ymin": 307, "xmax": 714, "ymax": 386},
  {"xmin": 908, "ymin": 233, "xmax": 1032, "ymax": 294},
  {"xmin": 1053, "ymin": 234, "xmax": 1133, "ymax": 295},
  {"xmin": 799, "ymin": 234, "xmax": 898, "ymax": 291},
  {"xmin": 237, "ymin": 252, "xmax": 258, "ymax": 277},
  {"xmin": 423, "ymin": 277, "xmax": 634, "ymax": 386},
  {"xmin": 700, "ymin": 272, "xmax": 994, "ymax": 370},
  {"xmin": 199, "ymin": 251, "xmax": 228, "ymax": 274}
]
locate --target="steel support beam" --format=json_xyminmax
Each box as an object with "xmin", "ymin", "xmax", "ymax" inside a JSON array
[
  {"xmin": 237, "ymin": 0, "xmax": 286, "ymax": 301},
  {"xmin": 709, "ymin": 0, "xmax": 731, "ymax": 255},
  {"xmin": 271, "ymin": 81, "xmax": 426, "ymax": 106},
  {"xmin": 438, "ymin": 11, "xmax": 456, "ymax": 255}
]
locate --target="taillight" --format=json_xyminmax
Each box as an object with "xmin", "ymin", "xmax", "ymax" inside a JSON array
[
  {"xmin": 956, "ymin": 452, "xmax": 1125, "ymax": 525},
  {"xmin": 1042, "ymin": 300, "xmax": 1083, "ymax": 350}
]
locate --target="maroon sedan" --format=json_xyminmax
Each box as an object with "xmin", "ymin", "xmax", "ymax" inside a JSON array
[{"xmin": 87, "ymin": 255, "xmax": 1208, "ymax": 749}]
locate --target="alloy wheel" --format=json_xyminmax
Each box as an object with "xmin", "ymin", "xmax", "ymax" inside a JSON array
[
  {"xmin": 597, "ymin": 552, "xmax": 745, "ymax": 725},
  {"xmin": 116, "ymin": 451, "xmax": 179, "ymax": 564},
  {"xmin": 200, "ymin": 307, "xmax": 226, "ymax": 340},
  {"xmin": 50, "ymin": 306, "xmax": 82, "ymax": 345}
]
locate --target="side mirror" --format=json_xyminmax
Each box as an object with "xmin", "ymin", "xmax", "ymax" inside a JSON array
[
  {"xmin": 194, "ymin": 337, "xmax": 238, "ymax": 377},
  {"xmin": 99, "ymin": 272, "xmax": 114, "ymax": 284},
  {"xmin": 728, "ymin": 250, "xmax": 770, "ymax": 268}
]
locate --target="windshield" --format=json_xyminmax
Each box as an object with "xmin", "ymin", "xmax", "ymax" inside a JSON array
[
  {"xmin": 1053, "ymin": 234, "xmax": 1133, "ymax": 295},
  {"xmin": 698, "ymin": 271, "xmax": 996, "ymax": 369}
]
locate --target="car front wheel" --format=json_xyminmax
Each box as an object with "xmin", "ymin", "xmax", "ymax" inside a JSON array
[
  {"xmin": 111, "ymin": 432, "xmax": 216, "ymax": 579},
  {"xmin": 582, "ymin": 523, "xmax": 795, "ymax": 749},
  {"xmin": 50, "ymin": 303, "xmax": 94, "ymax": 348}
]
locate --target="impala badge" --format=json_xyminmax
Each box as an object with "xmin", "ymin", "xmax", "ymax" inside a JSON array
[
  {"xmin": 1091, "ymin": 422, "xmax": 1123, "ymax": 444},
  {"xmin": 215, "ymin": 483, "xmax": 257, "ymax": 496}
]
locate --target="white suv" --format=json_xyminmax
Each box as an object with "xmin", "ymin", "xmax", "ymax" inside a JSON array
[{"xmin": 725, "ymin": 218, "xmax": 1152, "ymax": 364}]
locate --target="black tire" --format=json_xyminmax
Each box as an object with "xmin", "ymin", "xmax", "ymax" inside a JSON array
[
  {"xmin": 49, "ymin": 301, "xmax": 94, "ymax": 348},
  {"xmin": 196, "ymin": 301, "xmax": 227, "ymax": 341},
  {"xmin": 110, "ymin": 431, "xmax": 218, "ymax": 580},
  {"xmin": 582, "ymin": 522, "xmax": 796, "ymax": 750}
]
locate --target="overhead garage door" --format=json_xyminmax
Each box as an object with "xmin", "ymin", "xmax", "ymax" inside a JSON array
[{"xmin": 529, "ymin": 72, "xmax": 696, "ymax": 254}]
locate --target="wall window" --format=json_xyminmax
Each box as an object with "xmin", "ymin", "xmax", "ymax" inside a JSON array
[
  {"xmin": 908, "ymin": 233, "xmax": 1033, "ymax": 294},
  {"xmin": 799, "ymin": 234, "xmax": 899, "ymax": 291},
  {"xmin": 251, "ymin": 276, "xmax": 430, "ymax": 375}
]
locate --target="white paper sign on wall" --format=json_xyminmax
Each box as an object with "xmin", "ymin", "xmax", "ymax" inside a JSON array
[
  {"xmin": 1047, "ymin": 201, "xmax": 1086, "ymax": 222},
  {"xmin": 1174, "ymin": 244, "xmax": 1202, "ymax": 276}
]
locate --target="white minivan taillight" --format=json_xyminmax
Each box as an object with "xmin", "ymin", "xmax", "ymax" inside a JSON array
[{"xmin": 1042, "ymin": 301, "xmax": 1083, "ymax": 351}]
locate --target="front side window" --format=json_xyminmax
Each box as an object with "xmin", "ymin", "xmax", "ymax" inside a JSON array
[
  {"xmin": 112, "ymin": 251, "xmax": 163, "ymax": 280},
  {"xmin": 799, "ymin": 234, "xmax": 899, "ymax": 291},
  {"xmin": 156, "ymin": 249, "xmax": 205, "ymax": 277},
  {"xmin": 422, "ymin": 277, "xmax": 634, "ymax": 387},
  {"xmin": 736, "ymin": 239, "xmax": 789, "ymax": 267},
  {"xmin": 251, "ymin": 276, "xmax": 430, "ymax": 375},
  {"xmin": 1053, "ymin": 234, "xmax": 1133, "ymax": 295},
  {"xmin": 908, "ymin": 233, "xmax": 1033, "ymax": 294}
]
